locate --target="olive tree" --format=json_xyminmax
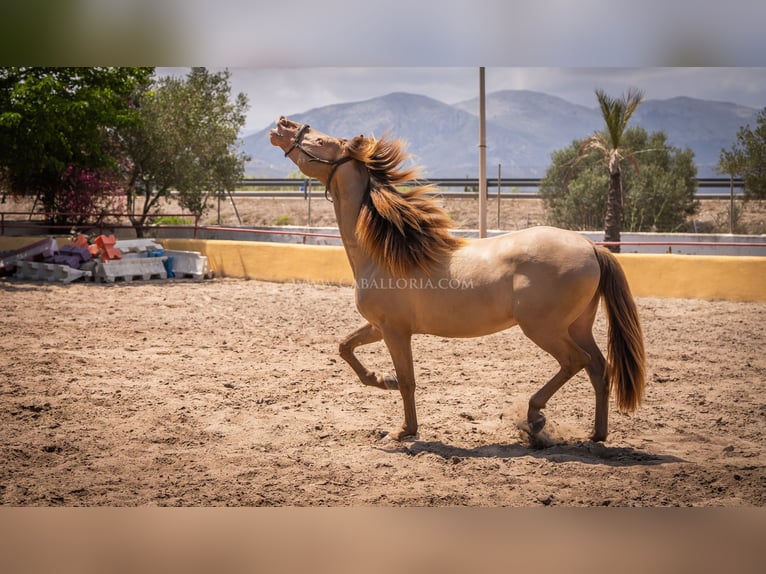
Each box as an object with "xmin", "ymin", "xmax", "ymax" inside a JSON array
[
  {"xmin": 718, "ymin": 107, "xmax": 766, "ymax": 199},
  {"xmin": 122, "ymin": 67, "xmax": 249, "ymax": 236}
]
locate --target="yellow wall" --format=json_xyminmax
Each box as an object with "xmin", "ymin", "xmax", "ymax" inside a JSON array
[
  {"xmin": 159, "ymin": 240, "xmax": 766, "ymax": 302},
  {"xmin": 0, "ymin": 236, "xmax": 61, "ymax": 251},
  {"xmin": 3, "ymin": 236, "xmax": 765, "ymax": 302},
  {"xmin": 160, "ymin": 239, "xmax": 355, "ymax": 285},
  {"xmin": 616, "ymin": 253, "xmax": 766, "ymax": 302}
]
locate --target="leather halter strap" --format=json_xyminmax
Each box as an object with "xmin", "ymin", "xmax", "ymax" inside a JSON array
[
  {"xmin": 283, "ymin": 124, "xmax": 317, "ymax": 161},
  {"xmin": 283, "ymin": 123, "xmax": 355, "ymax": 200}
]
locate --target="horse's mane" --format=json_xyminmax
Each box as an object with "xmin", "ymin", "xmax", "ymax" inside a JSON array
[{"xmin": 345, "ymin": 134, "xmax": 465, "ymax": 277}]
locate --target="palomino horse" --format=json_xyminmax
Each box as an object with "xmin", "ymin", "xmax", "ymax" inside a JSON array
[{"xmin": 270, "ymin": 116, "xmax": 646, "ymax": 443}]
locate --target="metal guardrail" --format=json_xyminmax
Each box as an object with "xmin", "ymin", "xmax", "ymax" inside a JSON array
[
  {"xmin": 237, "ymin": 177, "xmax": 744, "ymax": 188},
  {"xmin": 237, "ymin": 177, "xmax": 546, "ymax": 188},
  {"xmin": 235, "ymin": 177, "xmax": 745, "ymax": 200}
]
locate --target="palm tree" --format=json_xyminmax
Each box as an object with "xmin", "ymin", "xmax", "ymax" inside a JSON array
[{"xmin": 579, "ymin": 88, "xmax": 644, "ymax": 252}]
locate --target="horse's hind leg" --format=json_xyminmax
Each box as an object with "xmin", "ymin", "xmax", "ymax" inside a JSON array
[
  {"xmin": 339, "ymin": 322, "xmax": 399, "ymax": 390},
  {"xmin": 569, "ymin": 301, "xmax": 609, "ymax": 441},
  {"xmin": 582, "ymin": 344, "xmax": 608, "ymax": 441},
  {"xmin": 521, "ymin": 326, "xmax": 592, "ymax": 435}
]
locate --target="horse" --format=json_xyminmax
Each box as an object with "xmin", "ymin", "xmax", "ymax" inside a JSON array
[{"xmin": 270, "ymin": 116, "xmax": 646, "ymax": 443}]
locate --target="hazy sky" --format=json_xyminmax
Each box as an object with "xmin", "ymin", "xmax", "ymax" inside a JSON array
[
  {"xmin": 158, "ymin": 67, "xmax": 766, "ymax": 133},
  {"xmin": 149, "ymin": 1, "xmax": 766, "ymax": 133},
  {"xmin": 6, "ymin": 1, "xmax": 766, "ymax": 81}
]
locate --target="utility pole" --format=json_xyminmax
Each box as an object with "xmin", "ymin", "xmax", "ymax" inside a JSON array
[
  {"xmin": 729, "ymin": 174, "xmax": 734, "ymax": 234},
  {"xmin": 497, "ymin": 163, "xmax": 501, "ymax": 229},
  {"xmin": 479, "ymin": 67, "xmax": 487, "ymax": 238}
]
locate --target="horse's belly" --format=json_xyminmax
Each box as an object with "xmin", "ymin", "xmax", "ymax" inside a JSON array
[
  {"xmin": 417, "ymin": 315, "xmax": 518, "ymax": 338},
  {"xmin": 410, "ymin": 288, "xmax": 518, "ymax": 338}
]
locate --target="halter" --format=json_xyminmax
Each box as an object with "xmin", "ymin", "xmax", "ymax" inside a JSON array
[{"xmin": 283, "ymin": 123, "xmax": 355, "ymax": 201}]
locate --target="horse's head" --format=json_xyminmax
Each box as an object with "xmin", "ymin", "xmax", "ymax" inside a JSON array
[
  {"xmin": 271, "ymin": 116, "xmax": 463, "ymax": 275},
  {"xmin": 270, "ymin": 117, "xmax": 356, "ymax": 188}
]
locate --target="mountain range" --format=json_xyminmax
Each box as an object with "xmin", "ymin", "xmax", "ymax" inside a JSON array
[{"xmin": 242, "ymin": 90, "xmax": 760, "ymax": 178}]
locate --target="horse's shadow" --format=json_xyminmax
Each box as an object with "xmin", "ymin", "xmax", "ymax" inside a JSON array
[{"xmin": 378, "ymin": 439, "xmax": 685, "ymax": 467}]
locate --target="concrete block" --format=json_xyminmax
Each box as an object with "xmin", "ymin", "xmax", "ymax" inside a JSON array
[
  {"xmin": 162, "ymin": 250, "xmax": 211, "ymax": 279},
  {"xmin": 15, "ymin": 261, "xmax": 92, "ymax": 284},
  {"xmin": 0, "ymin": 237, "xmax": 59, "ymax": 273},
  {"xmin": 115, "ymin": 239, "xmax": 164, "ymax": 254},
  {"xmin": 94, "ymin": 257, "xmax": 168, "ymax": 283}
]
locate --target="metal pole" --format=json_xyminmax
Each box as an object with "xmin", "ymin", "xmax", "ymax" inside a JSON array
[
  {"xmin": 306, "ymin": 178, "xmax": 312, "ymax": 228},
  {"xmin": 497, "ymin": 163, "xmax": 501, "ymax": 229},
  {"xmin": 729, "ymin": 174, "xmax": 734, "ymax": 234},
  {"xmin": 479, "ymin": 67, "xmax": 487, "ymax": 238},
  {"xmin": 227, "ymin": 189, "xmax": 242, "ymax": 225}
]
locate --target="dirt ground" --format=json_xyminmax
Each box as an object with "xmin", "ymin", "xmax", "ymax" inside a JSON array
[{"xmin": 1, "ymin": 274, "xmax": 764, "ymax": 506}]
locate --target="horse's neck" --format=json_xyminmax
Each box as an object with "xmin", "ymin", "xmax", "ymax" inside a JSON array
[{"xmin": 332, "ymin": 184, "xmax": 373, "ymax": 278}]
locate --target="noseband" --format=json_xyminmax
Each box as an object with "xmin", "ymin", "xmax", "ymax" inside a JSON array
[{"xmin": 283, "ymin": 123, "xmax": 355, "ymax": 201}]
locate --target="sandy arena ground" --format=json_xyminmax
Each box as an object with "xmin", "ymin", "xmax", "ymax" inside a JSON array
[{"xmin": 1, "ymin": 275, "xmax": 764, "ymax": 506}]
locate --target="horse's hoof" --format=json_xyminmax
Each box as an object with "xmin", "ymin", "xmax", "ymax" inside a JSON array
[
  {"xmin": 528, "ymin": 413, "xmax": 546, "ymax": 434},
  {"xmin": 590, "ymin": 431, "xmax": 607, "ymax": 443},
  {"xmin": 385, "ymin": 429, "xmax": 419, "ymax": 442},
  {"xmin": 382, "ymin": 374, "xmax": 399, "ymax": 390}
]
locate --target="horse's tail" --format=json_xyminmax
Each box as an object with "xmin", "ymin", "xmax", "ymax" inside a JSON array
[{"xmin": 594, "ymin": 245, "xmax": 646, "ymax": 412}]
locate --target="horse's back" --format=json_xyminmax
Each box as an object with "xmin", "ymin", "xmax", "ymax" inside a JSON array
[
  {"xmin": 501, "ymin": 226, "xmax": 596, "ymax": 266},
  {"xmin": 462, "ymin": 226, "xmax": 597, "ymax": 276}
]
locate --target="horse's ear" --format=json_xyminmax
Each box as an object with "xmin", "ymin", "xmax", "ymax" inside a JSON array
[{"xmin": 346, "ymin": 134, "xmax": 367, "ymax": 154}]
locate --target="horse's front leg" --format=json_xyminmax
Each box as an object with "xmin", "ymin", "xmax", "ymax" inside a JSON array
[
  {"xmin": 339, "ymin": 322, "xmax": 399, "ymax": 390},
  {"xmin": 382, "ymin": 329, "xmax": 418, "ymax": 441}
]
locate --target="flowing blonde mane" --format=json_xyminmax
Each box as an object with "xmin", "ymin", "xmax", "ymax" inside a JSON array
[{"xmin": 345, "ymin": 134, "xmax": 465, "ymax": 277}]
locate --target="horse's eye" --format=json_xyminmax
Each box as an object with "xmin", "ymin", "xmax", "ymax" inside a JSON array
[{"xmin": 316, "ymin": 138, "xmax": 324, "ymax": 145}]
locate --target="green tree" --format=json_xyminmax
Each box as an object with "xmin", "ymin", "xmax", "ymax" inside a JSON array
[
  {"xmin": 718, "ymin": 107, "xmax": 766, "ymax": 200},
  {"xmin": 541, "ymin": 127, "xmax": 698, "ymax": 233},
  {"xmin": 569, "ymin": 88, "xmax": 644, "ymax": 252},
  {"xmin": 122, "ymin": 67, "xmax": 249, "ymax": 236},
  {"xmin": 0, "ymin": 67, "xmax": 153, "ymax": 226}
]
